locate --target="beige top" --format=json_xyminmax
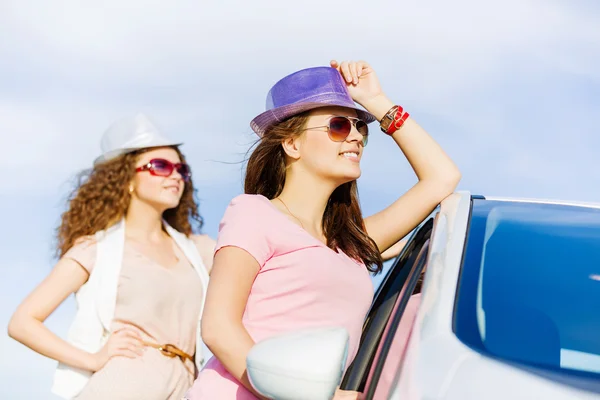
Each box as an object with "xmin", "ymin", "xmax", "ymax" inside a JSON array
[{"xmin": 65, "ymin": 236, "xmax": 204, "ymax": 399}]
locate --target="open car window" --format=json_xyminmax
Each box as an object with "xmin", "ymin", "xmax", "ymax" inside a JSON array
[
  {"xmin": 340, "ymin": 217, "xmax": 434, "ymax": 392},
  {"xmin": 364, "ymin": 238, "xmax": 430, "ymax": 400}
]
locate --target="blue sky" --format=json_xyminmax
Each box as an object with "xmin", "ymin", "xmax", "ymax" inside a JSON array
[{"xmin": 1, "ymin": 0, "xmax": 599, "ymax": 398}]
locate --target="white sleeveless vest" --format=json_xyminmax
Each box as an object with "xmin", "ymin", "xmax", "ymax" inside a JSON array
[{"xmin": 51, "ymin": 219, "xmax": 211, "ymax": 399}]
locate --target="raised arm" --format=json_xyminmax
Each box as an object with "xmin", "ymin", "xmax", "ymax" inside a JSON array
[
  {"xmin": 362, "ymin": 107, "xmax": 460, "ymax": 252},
  {"xmin": 332, "ymin": 60, "xmax": 461, "ymax": 253}
]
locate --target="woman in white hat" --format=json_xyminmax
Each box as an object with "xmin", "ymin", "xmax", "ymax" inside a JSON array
[{"xmin": 8, "ymin": 113, "xmax": 214, "ymax": 400}]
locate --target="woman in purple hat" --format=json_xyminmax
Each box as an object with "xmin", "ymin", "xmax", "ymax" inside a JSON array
[{"xmin": 185, "ymin": 60, "xmax": 461, "ymax": 399}]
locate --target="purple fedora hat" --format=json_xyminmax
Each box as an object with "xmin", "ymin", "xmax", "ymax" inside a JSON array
[{"xmin": 250, "ymin": 66, "xmax": 376, "ymax": 136}]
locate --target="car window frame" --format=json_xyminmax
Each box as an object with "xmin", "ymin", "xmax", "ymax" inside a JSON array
[
  {"xmin": 362, "ymin": 237, "xmax": 431, "ymax": 399},
  {"xmin": 339, "ymin": 217, "xmax": 434, "ymax": 392}
]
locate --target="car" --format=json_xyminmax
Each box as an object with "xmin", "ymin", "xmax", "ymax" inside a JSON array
[{"xmin": 246, "ymin": 191, "xmax": 600, "ymax": 400}]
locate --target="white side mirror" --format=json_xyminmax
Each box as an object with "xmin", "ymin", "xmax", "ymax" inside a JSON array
[{"xmin": 246, "ymin": 327, "xmax": 349, "ymax": 400}]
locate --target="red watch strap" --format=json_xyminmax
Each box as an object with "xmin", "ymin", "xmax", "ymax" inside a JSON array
[{"xmin": 385, "ymin": 106, "xmax": 409, "ymax": 136}]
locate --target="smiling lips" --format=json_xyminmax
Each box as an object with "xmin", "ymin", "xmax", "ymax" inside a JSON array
[
  {"xmin": 164, "ymin": 184, "xmax": 181, "ymax": 193},
  {"xmin": 340, "ymin": 151, "xmax": 360, "ymax": 162}
]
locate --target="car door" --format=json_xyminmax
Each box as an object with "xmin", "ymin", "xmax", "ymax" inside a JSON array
[{"xmin": 339, "ymin": 214, "xmax": 435, "ymax": 395}]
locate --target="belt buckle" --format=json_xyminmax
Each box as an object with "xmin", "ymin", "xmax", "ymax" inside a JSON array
[{"xmin": 157, "ymin": 343, "xmax": 178, "ymax": 358}]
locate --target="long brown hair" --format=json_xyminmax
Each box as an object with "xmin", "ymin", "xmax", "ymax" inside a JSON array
[
  {"xmin": 56, "ymin": 147, "xmax": 202, "ymax": 258},
  {"xmin": 244, "ymin": 113, "xmax": 383, "ymax": 273}
]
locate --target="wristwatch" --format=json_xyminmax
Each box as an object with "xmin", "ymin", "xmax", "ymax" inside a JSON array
[
  {"xmin": 379, "ymin": 105, "xmax": 409, "ymax": 136},
  {"xmin": 379, "ymin": 105, "xmax": 401, "ymax": 134}
]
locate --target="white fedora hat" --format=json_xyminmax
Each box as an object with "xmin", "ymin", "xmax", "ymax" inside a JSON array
[{"xmin": 94, "ymin": 113, "xmax": 182, "ymax": 165}]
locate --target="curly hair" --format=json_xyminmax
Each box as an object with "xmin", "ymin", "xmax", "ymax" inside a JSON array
[{"xmin": 56, "ymin": 147, "xmax": 203, "ymax": 258}]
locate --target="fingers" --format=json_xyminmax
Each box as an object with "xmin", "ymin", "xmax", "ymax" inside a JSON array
[
  {"xmin": 113, "ymin": 326, "xmax": 142, "ymax": 340},
  {"xmin": 122, "ymin": 343, "xmax": 145, "ymax": 357},
  {"xmin": 356, "ymin": 62, "xmax": 364, "ymax": 80},
  {"xmin": 340, "ymin": 61, "xmax": 352, "ymax": 83},
  {"xmin": 111, "ymin": 347, "xmax": 141, "ymax": 359},
  {"xmin": 119, "ymin": 336, "xmax": 144, "ymax": 350},
  {"xmin": 349, "ymin": 62, "xmax": 359, "ymax": 85},
  {"xmin": 120, "ymin": 329, "xmax": 142, "ymax": 341},
  {"xmin": 331, "ymin": 60, "xmax": 368, "ymax": 85},
  {"xmin": 119, "ymin": 325, "xmax": 142, "ymax": 336},
  {"xmin": 109, "ymin": 326, "xmax": 145, "ymax": 358},
  {"xmin": 109, "ymin": 340, "xmax": 145, "ymax": 358}
]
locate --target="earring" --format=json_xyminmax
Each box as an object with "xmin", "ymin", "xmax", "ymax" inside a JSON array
[{"xmin": 129, "ymin": 185, "xmax": 134, "ymax": 194}]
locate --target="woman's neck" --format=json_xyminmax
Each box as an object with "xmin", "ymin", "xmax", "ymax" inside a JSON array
[
  {"xmin": 124, "ymin": 199, "xmax": 166, "ymax": 242},
  {"xmin": 275, "ymin": 171, "xmax": 337, "ymax": 235}
]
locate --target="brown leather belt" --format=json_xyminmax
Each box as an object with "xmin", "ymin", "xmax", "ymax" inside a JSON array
[{"xmin": 142, "ymin": 341, "xmax": 193, "ymax": 364}]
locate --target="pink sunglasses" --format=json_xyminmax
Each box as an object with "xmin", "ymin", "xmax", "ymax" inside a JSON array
[{"xmin": 135, "ymin": 158, "xmax": 191, "ymax": 182}]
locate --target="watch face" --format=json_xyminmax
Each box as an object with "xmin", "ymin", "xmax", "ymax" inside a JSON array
[
  {"xmin": 380, "ymin": 106, "xmax": 399, "ymax": 132},
  {"xmin": 381, "ymin": 116, "xmax": 393, "ymax": 129},
  {"xmin": 380, "ymin": 120, "xmax": 391, "ymax": 132}
]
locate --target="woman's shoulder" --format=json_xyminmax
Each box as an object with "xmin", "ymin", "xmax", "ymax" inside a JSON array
[
  {"xmin": 190, "ymin": 233, "xmax": 216, "ymax": 253},
  {"xmin": 215, "ymin": 194, "xmax": 281, "ymax": 265},
  {"xmin": 68, "ymin": 235, "xmax": 98, "ymax": 252},
  {"xmin": 62, "ymin": 235, "xmax": 97, "ymax": 273},
  {"xmin": 222, "ymin": 194, "xmax": 275, "ymax": 220},
  {"xmin": 228, "ymin": 193, "xmax": 271, "ymax": 208}
]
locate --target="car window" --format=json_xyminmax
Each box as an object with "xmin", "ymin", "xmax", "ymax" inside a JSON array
[
  {"xmin": 454, "ymin": 200, "xmax": 600, "ymax": 382},
  {"xmin": 340, "ymin": 217, "xmax": 434, "ymax": 392},
  {"xmin": 365, "ymin": 240, "xmax": 430, "ymax": 400}
]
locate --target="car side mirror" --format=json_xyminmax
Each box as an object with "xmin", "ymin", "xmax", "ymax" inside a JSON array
[{"xmin": 246, "ymin": 327, "xmax": 349, "ymax": 400}]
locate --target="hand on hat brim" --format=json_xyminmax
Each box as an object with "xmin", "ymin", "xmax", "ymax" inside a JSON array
[{"xmin": 329, "ymin": 60, "xmax": 384, "ymax": 108}]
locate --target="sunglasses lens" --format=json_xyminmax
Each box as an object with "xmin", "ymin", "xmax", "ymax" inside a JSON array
[
  {"xmin": 328, "ymin": 117, "xmax": 352, "ymax": 142},
  {"xmin": 356, "ymin": 120, "xmax": 369, "ymax": 136},
  {"xmin": 176, "ymin": 164, "xmax": 191, "ymax": 181},
  {"xmin": 150, "ymin": 159, "xmax": 173, "ymax": 177},
  {"xmin": 356, "ymin": 120, "xmax": 369, "ymax": 147}
]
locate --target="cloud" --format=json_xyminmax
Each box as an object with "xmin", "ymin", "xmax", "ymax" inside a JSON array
[
  {"xmin": 2, "ymin": 0, "xmax": 599, "ymax": 198},
  {"xmin": 3, "ymin": 0, "xmax": 599, "ymax": 100}
]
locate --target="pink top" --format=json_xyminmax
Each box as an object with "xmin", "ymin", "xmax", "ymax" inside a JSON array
[{"xmin": 186, "ymin": 194, "xmax": 374, "ymax": 399}]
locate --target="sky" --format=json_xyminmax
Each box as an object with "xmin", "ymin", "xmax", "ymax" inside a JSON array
[{"xmin": 1, "ymin": 0, "xmax": 599, "ymax": 398}]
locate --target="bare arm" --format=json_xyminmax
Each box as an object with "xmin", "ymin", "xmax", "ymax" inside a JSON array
[
  {"xmin": 332, "ymin": 60, "xmax": 461, "ymax": 254},
  {"xmin": 362, "ymin": 107, "xmax": 460, "ymax": 252},
  {"xmin": 7, "ymin": 258, "xmax": 144, "ymax": 372},
  {"xmin": 7, "ymin": 258, "xmax": 98, "ymax": 371},
  {"xmin": 200, "ymin": 246, "xmax": 268, "ymax": 399},
  {"xmin": 381, "ymin": 239, "xmax": 407, "ymax": 262},
  {"xmin": 191, "ymin": 234, "xmax": 217, "ymax": 275}
]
